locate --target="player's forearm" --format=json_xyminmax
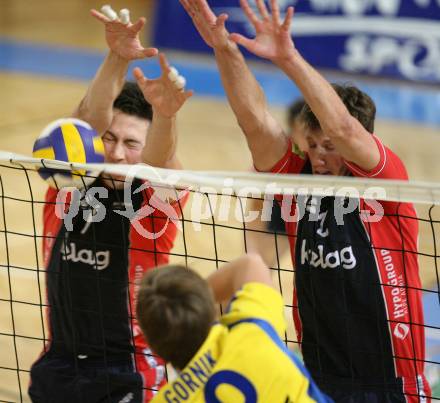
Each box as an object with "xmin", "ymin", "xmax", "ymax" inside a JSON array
[
  {"xmin": 246, "ymin": 203, "xmax": 275, "ymax": 267},
  {"xmin": 141, "ymin": 110, "xmax": 180, "ymax": 169},
  {"xmin": 207, "ymin": 256, "xmax": 249, "ymax": 303},
  {"xmin": 207, "ymin": 254, "xmax": 273, "ymax": 303},
  {"xmin": 275, "ymin": 49, "xmax": 354, "ymax": 139},
  {"xmin": 72, "ymin": 51, "xmax": 129, "ymax": 134},
  {"xmin": 214, "ymin": 43, "xmax": 269, "ymax": 136},
  {"xmin": 214, "ymin": 44, "xmax": 287, "ymax": 170}
]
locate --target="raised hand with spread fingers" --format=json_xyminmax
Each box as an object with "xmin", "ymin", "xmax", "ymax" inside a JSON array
[
  {"xmin": 134, "ymin": 54, "xmax": 193, "ymax": 169},
  {"xmin": 179, "ymin": 0, "xmax": 288, "ymax": 171},
  {"xmin": 229, "ymin": 0, "xmax": 295, "ymax": 63},
  {"xmin": 133, "ymin": 54, "xmax": 193, "ymax": 120},
  {"xmin": 91, "ymin": 6, "xmax": 158, "ymax": 61},
  {"xmin": 179, "ymin": 0, "xmax": 232, "ymax": 50},
  {"xmin": 231, "ymin": 0, "xmax": 380, "ymax": 170},
  {"xmin": 72, "ymin": 5, "xmax": 158, "ymax": 135}
]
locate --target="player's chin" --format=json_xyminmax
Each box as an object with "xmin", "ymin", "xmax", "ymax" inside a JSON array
[{"xmin": 313, "ymin": 170, "xmax": 332, "ymax": 176}]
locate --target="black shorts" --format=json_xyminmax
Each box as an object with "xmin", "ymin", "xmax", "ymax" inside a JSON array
[
  {"xmin": 29, "ymin": 353, "xmax": 144, "ymax": 403},
  {"xmin": 319, "ymin": 378, "xmax": 407, "ymax": 403},
  {"xmin": 267, "ymin": 200, "xmax": 286, "ymax": 234},
  {"xmin": 324, "ymin": 389, "xmax": 406, "ymax": 403}
]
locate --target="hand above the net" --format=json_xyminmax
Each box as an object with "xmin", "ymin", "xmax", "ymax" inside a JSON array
[
  {"xmin": 179, "ymin": 0, "xmax": 232, "ymax": 50},
  {"xmin": 90, "ymin": 7, "xmax": 158, "ymax": 61},
  {"xmin": 133, "ymin": 54, "xmax": 193, "ymax": 119},
  {"xmin": 230, "ymin": 0, "xmax": 295, "ymax": 64}
]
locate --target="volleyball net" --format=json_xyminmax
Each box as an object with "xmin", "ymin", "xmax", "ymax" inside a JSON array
[{"xmin": 0, "ymin": 152, "xmax": 439, "ymax": 402}]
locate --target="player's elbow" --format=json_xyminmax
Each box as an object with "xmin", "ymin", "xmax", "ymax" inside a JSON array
[
  {"xmin": 324, "ymin": 114, "xmax": 358, "ymax": 142},
  {"xmin": 236, "ymin": 114, "xmax": 265, "ymax": 140}
]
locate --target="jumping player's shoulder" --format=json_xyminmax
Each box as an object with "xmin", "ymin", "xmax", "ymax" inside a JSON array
[{"xmin": 345, "ymin": 135, "xmax": 408, "ymax": 180}]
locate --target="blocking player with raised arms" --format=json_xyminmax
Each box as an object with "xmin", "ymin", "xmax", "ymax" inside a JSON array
[
  {"xmin": 180, "ymin": 0, "xmax": 430, "ymax": 401},
  {"xmin": 136, "ymin": 253, "xmax": 332, "ymax": 403},
  {"xmin": 29, "ymin": 6, "xmax": 191, "ymax": 403}
]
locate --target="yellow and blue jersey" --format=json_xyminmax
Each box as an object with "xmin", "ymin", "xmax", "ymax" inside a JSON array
[{"xmin": 152, "ymin": 283, "xmax": 332, "ymax": 402}]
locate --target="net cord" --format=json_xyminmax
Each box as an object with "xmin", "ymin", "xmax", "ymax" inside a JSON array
[{"xmin": 2, "ymin": 152, "xmax": 440, "ymax": 206}]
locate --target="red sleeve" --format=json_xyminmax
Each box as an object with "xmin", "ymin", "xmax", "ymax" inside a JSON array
[
  {"xmin": 43, "ymin": 187, "xmax": 66, "ymax": 268},
  {"xmin": 254, "ymin": 139, "xmax": 307, "ymax": 174},
  {"xmin": 344, "ymin": 135, "xmax": 408, "ymax": 180},
  {"xmin": 44, "ymin": 186, "xmax": 72, "ymax": 221},
  {"xmin": 45, "ymin": 187, "xmax": 58, "ymax": 203}
]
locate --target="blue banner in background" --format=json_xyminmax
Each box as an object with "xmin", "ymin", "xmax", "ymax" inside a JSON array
[{"xmin": 153, "ymin": 0, "xmax": 440, "ymax": 84}]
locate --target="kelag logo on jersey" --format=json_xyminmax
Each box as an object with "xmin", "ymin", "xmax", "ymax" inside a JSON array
[
  {"xmin": 153, "ymin": 0, "xmax": 440, "ymax": 83},
  {"xmin": 298, "ymin": 195, "xmax": 358, "ymax": 270},
  {"xmin": 300, "ymin": 240, "xmax": 357, "ymax": 270},
  {"xmin": 60, "ymin": 240, "xmax": 110, "ymax": 270}
]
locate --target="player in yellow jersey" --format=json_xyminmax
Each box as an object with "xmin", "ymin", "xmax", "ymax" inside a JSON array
[{"xmin": 136, "ymin": 254, "xmax": 333, "ymax": 402}]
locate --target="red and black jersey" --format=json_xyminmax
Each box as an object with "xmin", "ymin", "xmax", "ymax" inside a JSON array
[
  {"xmin": 265, "ymin": 136, "xmax": 430, "ymax": 400},
  {"xmin": 40, "ymin": 177, "xmax": 186, "ymax": 398}
]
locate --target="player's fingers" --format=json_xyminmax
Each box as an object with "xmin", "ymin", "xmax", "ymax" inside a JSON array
[
  {"xmin": 196, "ymin": 0, "xmax": 217, "ymax": 21},
  {"xmin": 179, "ymin": 0, "xmax": 191, "ymax": 15},
  {"xmin": 130, "ymin": 16, "xmax": 146, "ymax": 33},
  {"xmin": 216, "ymin": 13, "xmax": 229, "ymax": 29},
  {"xmin": 180, "ymin": 0, "xmax": 197, "ymax": 19},
  {"xmin": 281, "ymin": 6, "xmax": 294, "ymax": 32},
  {"xmin": 100, "ymin": 5, "xmax": 118, "ymax": 21},
  {"xmin": 183, "ymin": 89, "xmax": 194, "ymax": 100},
  {"xmin": 159, "ymin": 53, "xmax": 171, "ymax": 74},
  {"xmin": 255, "ymin": 0, "xmax": 270, "ymax": 20},
  {"xmin": 167, "ymin": 67, "xmax": 179, "ymax": 85},
  {"xmin": 270, "ymin": 0, "xmax": 281, "ymax": 25},
  {"xmin": 90, "ymin": 9, "xmax": 111, "ymax": 23},
  {"xmin": 133, "ymin": 67, "xmax": 147, "ymax": 83},
  {"xmin": 239, "ymin": 0, "xmax": 260, "ymax": 26},
  {"xmin": 143, "ymin": 47, "xmax": 159, "ymax": 58},
  {"xmin": 174, "ymin": 75, "xmax": 186, "ymax": 91},
  {"xmin": 229, "ymin": 33, "xmax": 253, "ymax": 50},
  {"xmin": 119, "ymin": 8, "xmax": 130, "ymax": 25}
]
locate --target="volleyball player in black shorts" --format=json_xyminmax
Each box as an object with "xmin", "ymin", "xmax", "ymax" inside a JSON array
[
  {"xmin": 182, "ymin": 0, "xmax": 431, "ymax": 401},
  {"xmin": 28, "ymin": 7, "xmax": 191, "ymax": 403}
]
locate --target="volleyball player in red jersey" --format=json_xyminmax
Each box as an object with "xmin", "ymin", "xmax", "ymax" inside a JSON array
[
  {"xmin": 181, "ymin": 0, "xmax": 431, "ymax": 401},
  {"xmin": 29, "ymin": 7, "xmax": 191, "ymax": 403}
]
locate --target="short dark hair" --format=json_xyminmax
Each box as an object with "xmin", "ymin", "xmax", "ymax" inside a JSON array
[
  {"xmin": 287, "ymin": 98, "xmax": 306, "ymax": 127},
  {"xmin": 301, "ymin": 84, "xmax": 376, "ymax": 133},
  {"xmin": 136, "ymin": 265, "xmax": 216, "ymax": 370},
  {"xmin": 113, "ymin": 82, "xmax": 153, "ymax": 121}
]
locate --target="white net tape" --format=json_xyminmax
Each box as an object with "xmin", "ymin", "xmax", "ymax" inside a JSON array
[{"xmin": 2, "ymin": 151, "xmax": 440, "ymax": 205}]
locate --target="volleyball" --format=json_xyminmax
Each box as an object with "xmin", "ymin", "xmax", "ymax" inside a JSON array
[{"xmin": 32, "ymin": 118, "xmax": 105, "ymax": 188}]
